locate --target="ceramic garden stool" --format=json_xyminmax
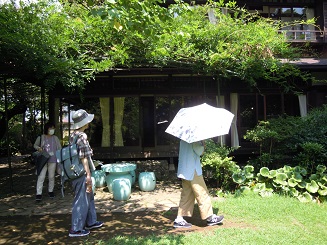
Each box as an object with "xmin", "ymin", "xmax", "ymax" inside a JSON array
[
  {"xmin": 101, "ymin": 163, "xmax": 137, "ymax": 201},
  {"xmin": 138, "ymin": 172, "xmax": 156, "ymax": 192}
]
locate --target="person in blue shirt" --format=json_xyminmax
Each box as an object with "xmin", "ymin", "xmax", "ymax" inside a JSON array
[
  {"xmin": 68, "ymin": 109, "xmax": 104, "ymax": 237},
  {"xmin": 173, "ymin": 140, "xmax": 224, "ymax": 228}
]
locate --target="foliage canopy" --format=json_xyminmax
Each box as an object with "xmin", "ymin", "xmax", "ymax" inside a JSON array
[
  {"xmin": 0, "ymin": 0, "xmax": 311, "ymax": 92},
  {"xmin": 0, "ymin": 0, "xmax": 314, "ymax": 145}
]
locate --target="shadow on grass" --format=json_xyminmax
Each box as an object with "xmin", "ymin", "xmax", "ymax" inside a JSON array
[{"xmin": 0, "ymin": 210, "xmax": 199, "ymax": 245}]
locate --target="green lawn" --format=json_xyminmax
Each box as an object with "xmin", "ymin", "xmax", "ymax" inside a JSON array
[{"xmin": 89, "ymin": 194, "xmax": 327, "ymax": 245}]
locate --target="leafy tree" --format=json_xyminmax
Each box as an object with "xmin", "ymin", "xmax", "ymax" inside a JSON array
[
  {"xmin": 0, "ymin": 0, "xmax": 313, "ymax": 151},
  {"xmin": 2, "ymin": 0, "xmax": 310, "ymax": 90},
  {"xmin": 147, "ymin": 1, "xmax": 313, "ymax": 90},
  {"xmin": 0, "ymin": 79, "xmax": 43, "ymax": 153}
]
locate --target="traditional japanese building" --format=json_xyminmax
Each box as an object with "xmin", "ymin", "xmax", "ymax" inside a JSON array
[{"xmin": 50, "ymin": 0, "xmax": 327, "ymax": 164}]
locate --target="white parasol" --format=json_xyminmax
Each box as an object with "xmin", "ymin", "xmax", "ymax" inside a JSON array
[{"xmin": 165, "ymin": 103, "xmax": 234, "ymax": 143}]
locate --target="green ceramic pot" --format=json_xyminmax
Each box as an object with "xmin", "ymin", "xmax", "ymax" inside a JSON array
[{"xmin": 138, "ymin": 172, "xmax": 156, "ymax": 192}]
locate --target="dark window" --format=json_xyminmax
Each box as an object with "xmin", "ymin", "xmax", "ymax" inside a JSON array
[
  {"xmin": 141, "ymin": 97, "xmax": 155, "ymax": 147},
  {"xmin": 239, "ymin": 94, "xmax": 258, "ymax": 142},
  {"xmin": 156, "ymin": 97, "xmax": 170, "ymax": 146},
  {"xmin": 238, "ymin": 93, "xmax": 300, "ymax": 143},
  {"xmin": 284, "ymin": 94, "xmax": 300, "ymax": 116},
  {"xmin": 266, "ymin": 94, "xmax": 282, "ymax": 119},
  {"xmin": 121, "ymin": 97, "xmax": 140, "ymax": 146}
]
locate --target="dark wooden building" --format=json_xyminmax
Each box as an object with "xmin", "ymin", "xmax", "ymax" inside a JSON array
[{"xmin": 50, "ymin": 0, "xmax": 327, "ymax": 164}]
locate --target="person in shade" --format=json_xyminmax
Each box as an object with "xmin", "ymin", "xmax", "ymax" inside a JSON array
[
  {"xmin": 173, "ymin": 140, "xmax": 224, "ymax": 228},
  {"xmin": 68, "ymin": 109, "xmax": 104, "ymax": 237},
  {"xmin": 34, "ymin": 122, "xmax": 61, "ymax": 202}
]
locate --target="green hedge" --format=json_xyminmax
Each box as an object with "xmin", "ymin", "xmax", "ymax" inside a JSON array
[{"xmin": 244, "ymin": 105, "xmax": 327, "ymax": 173}]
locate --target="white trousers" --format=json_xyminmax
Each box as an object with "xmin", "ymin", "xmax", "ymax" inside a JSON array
[{"xmin": 36, "ymin": 162, "xmax": 56, "ymax": 195}]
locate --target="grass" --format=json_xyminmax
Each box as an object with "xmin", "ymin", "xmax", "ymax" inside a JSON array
[{"xmin": 87, "ymin": 193, "xmax": 327, "ymax": 245}]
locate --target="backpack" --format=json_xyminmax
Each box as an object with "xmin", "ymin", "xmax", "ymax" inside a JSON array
[{"xmin": 56, "ymin": 133, "xmax": 85, "ymax": 181}]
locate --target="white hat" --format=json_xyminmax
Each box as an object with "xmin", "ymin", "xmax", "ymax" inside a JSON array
[{"xmin": 71, "ymin": 109, "xmax": 94, "ymax": 129}]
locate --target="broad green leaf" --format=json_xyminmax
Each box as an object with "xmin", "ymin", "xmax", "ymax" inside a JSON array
[
  {"xmin": 288, "ymin": 178, "xmax": 298, "ymax": 187},
  {"xmin": 306, "ymin": 180, "xmax": 319, "ymax": 193},
  {"xmin": 289, "ymin": 187, "xmax": 299, "ymax": 197},
  {"xmin": 283, "ymin": 165, "xmax": 292, "ymax": 172},
  {"xmin": 253, "ymin": 183, "xmax": 266, "ymax": 193},
  {"xmin": 318, "ymin": 186, "xmax": 327, "ymax": 196},
  {"xmin": 281, "ymin": 186, "xmax": 290, "ymax": 193},
  {"xmin": 244, "ymin": 165, "xmax": 254, "ymax": 173},
  {"xmin": 310, "ymin": 174, "xmax": 318, "ymax": 181},
  {"xmin": 269, "ymin": 170, "xmax": 277, "ymax": 178},
  {"xmin": 232, "ymin": 173, "xmax": 246, "ymax": 184},
  {"xmin": 273, "ymin": 173, "xmax": 288, "ymax": 185},
  {"xmin": 260, "ymin": 167, "xmax": 270, "ymax": 177},
  {"xmin": 297, "ymin": 192, "xmax": 312, "ymax": 203},
  {"xmin": 257, "ymin": 174, "xmax": 267, "ymax": 182},
  {"xmin": 297, "ymin": 181, "xmax": 307, "ymax": 189},
  {"xmin": 317, "ymin": 165, "xmax": 326, "ymax": 174},
  {"xmin": 294, "ymin": 166, "xmax": 307, "ymax": 176},
  {"xmin": 292, "ymin": 172, "xmax": 303, "ymax": 182},
  {"xmin": 245, "ymin": 172, "xmax": 254, "ymax": 179}
]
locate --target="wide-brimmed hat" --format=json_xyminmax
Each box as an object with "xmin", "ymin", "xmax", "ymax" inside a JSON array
[{"xmin": 71, "ymin": 109, "xmax": 94, "ymax": 129}]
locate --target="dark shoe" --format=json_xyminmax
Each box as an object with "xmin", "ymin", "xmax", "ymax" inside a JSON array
[
  {"xmin": 68, "ymin": 229, "xmax": 90, "ymax": 237},
  {"xmin": 35, "ymin": 195, "xmax": 42, "ymax": 202},
  {"xmin": 207, "ymin": 214, "xmax": 224, "ymax": 226},
  {"xmin": 173, "ymin": 220, "xmax": 192, "ymax": 228},
  {"xmin": 85, "ymin": 221, "xmax": 104, "ymax": 230},
  {"xmin": 48, "ymin": 192, "xmax": 55, "ymax": 198}
]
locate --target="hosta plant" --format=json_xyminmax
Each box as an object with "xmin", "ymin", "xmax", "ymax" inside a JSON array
[{"xmin": 232, "ymin": 164, "xmax": 327, "ymax": 203}]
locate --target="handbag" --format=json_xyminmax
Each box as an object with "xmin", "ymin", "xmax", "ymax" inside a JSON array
[
  {"xmin": 31, "ymin": 135, "xmax": 41, "ymax": 165},
  {"xmin": 31, "ymin": 135, "xmax": 51, "ymax": 175},
  {"xmin": 33, "ymin": 150, "xmax": 51, "ymax": 175}
]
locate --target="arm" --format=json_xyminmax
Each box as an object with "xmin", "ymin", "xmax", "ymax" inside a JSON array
[
  {"xmin": 192, "ymin": 141, "xmax": 205, "ymax": 156},
  {"xmin": 76, "ymin": 132, "xmax": 93, "ymax": 185},
  {"xmin": 55, "ymin": 136, "xmax": 62, "ymax": 150},
  {"xmin": 81, "ymin": 157, "xmax": 92, "ymax": 193},
  {"xmin": 201, "ymin": 140, "xmax": 206, "ymax": 155},
  {"xmin": 33, "ymin": 136, "xmax": 42, "ymax": 151},
  {"xmin": 81, "ymin": 157, "xmax": 92, "ymax": 181}
]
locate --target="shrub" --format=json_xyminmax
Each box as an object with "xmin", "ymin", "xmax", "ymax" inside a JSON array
[
  {"xmin": 201, "ymin": 139, "xmax": 239, "ymax": 191},
  {"xmin": 244, "ymin": 105, "xmax": 327, "ymax": 170}
]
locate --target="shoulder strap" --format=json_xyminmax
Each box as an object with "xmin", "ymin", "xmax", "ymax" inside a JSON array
[
  {"xmin": 68, "ymin": 132, "xmax": 83, "ymax": 162},
  {"xmin": 68, "ymin": 132, "xmax": 83, "ymax": 145},
  {"xmin": 73, "ymin": 132, "xmax": 83, "ymax": 144},
  {"xmin": 39, "ymin": 135, "xmax": 42, "ymax": 147}
]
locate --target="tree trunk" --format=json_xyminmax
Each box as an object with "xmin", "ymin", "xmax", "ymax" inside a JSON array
[{"xmin": 0, "ymin": 104, "xmax": 27, "ymax": 140}]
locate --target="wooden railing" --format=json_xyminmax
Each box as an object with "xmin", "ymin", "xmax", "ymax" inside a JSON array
[{"xmin": 278, "ymin": 30, "xmax": 325, "ymax": 42}]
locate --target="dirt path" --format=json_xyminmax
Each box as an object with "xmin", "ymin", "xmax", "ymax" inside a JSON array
[
  {"xmin": 0, "ymin": 156, "xmax": 247, "ymax": 244},
  {"xmin": 0, "ymin": 210, "xmax": 231, "ymax": 245}
]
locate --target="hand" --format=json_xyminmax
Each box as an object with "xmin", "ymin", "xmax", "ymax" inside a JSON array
[
  {"xmin": 85, "ymin": 176, "xmax": 92, "ymax": 185},
  {"xmin": 86, "ymin": 176, "xmax": 93, "ymax": 193}
]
